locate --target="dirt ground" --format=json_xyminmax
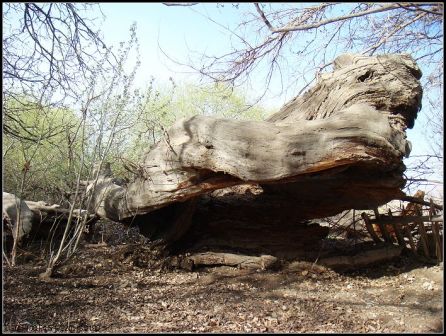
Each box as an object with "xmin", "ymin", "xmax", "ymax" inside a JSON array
[{"xmin": 3, "ymin": 236, "xmax": 444, "ymax": 334}]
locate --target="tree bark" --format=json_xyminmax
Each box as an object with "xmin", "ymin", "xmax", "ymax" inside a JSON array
[
  {"xmin": 87, "ymin": 53, "xmax": 423, "ymax": 261},
  {"xmin": 2, "ymin": 192, "xmax": 96, "ymax": 247},
  {"xmin": 3, "ymin": 192, "xmax": 34, "ymax": 243},
  {"xmin": 318, "ymin": 244, "xmax": 404, "ymax": 271},
  {"xmin": 183, "ymin": 252, "xmax": 278, "ymax": 270}
]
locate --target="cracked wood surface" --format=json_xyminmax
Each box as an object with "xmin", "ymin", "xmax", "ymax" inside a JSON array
[{"xmin": 87, "ymin": 54, "xmax": 423, "ymax": 250}]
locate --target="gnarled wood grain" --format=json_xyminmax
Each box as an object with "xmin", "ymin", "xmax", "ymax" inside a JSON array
[{"xmin": 86, "ymin": 53, "xmax": 423, "ymax": 259}]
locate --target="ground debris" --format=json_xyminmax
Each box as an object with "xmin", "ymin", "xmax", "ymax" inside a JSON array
[{"xmin": 3, "ymin": 245, "xmax": 443, "ymax": 333}]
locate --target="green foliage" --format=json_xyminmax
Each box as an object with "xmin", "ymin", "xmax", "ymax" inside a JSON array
[
  {"xmin": 2, "ymin": 80, "xmax": 272, "ymax": 202},
  {"xmin": 124, "ymin": 81, "xmax": 270, "ymax": 164},
  {"xmin": 160, "ymin": 81, "xmax": 267, "ymax": 123},
  {"xmin": 3, "ymin": 98, "xmax": 85, "ymax": 203}
]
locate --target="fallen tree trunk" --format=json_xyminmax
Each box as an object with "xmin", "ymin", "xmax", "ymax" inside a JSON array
[
  {"xmin": 2, "ymin": 192, "xmax": 97, "ymax": 248},
  {"xmin": 2, "ymin": 192, "xmax": 34, "ymax": 243},
  {"xmin": 183, "ymin": 252, "xmax": 278, "ymax": 271},
  {"xmin": 318, "ymin": 244, "xmax": 404, "ymax": 271},
  {"xmin": 24, "ymin": 200, "xmax": 91, "ymax": 218},
  {"xmin": 87, "ymin": 53, "xmax": 423, "ymax": 261}
]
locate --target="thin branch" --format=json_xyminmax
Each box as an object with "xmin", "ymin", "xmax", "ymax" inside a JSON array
[
  {"xmin": 362, "ymin": 11, "xmax": 427, "ymax": 55},
  {"xmin": 162, "ymin": 3, "xmax": 199, "ymax": 6},
  {"xmin": 254, "ymin": 3, "xmax": 275, "ymax": 32},
  {"xmin": 397, "ymin": 3, "xmax": 444, "ymax": 16},
  {"xmin": 398, "ymin": 196, "xmax": 443, "ymax": 210},
  {"xmin": 272, "ymin": 3, "xmax": 433, "ymax": 33}
]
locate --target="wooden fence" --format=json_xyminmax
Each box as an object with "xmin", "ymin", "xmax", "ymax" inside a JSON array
[{"xmin": 361, "ymin": 197, "xmax": 443, "ymax": 263}]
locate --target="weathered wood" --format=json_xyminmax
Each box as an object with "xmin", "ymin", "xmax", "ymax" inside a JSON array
[
  {"xmin": 2, "ymin": 192, "xmax": 34, "ymax": 242},
  {"xmin": 399, "ymin": 196, "xmax": 443, "ymax": 211},
  {"xmin": 184, "ymin": 252, "xmax": 278, "ymax": 270},
  {"xmin": 362, "ymin": 212, "xmax": 382, "ymax": 243},
  {"xmin": 431, "ymin": 223, "xmax": 443, "ymax": 261},
  {"xmin": 401, "ymin": 190, "xmax": 426, "ymax": 227},
  {"xmin": 416, "ymin": 232, "xmax": 443, "ymax": 260},
  {"xmin": 89, "ymin": 53, "xmax": 422, "ymax": 226},
  {"xmin": 416, "ymin": 219, "xmax": 431, "ymax": 258},
  {"xmin": 2, "ymin": 192, "xmax": 96, "ymax": 248},
  {"xmin": 318, "ymin": 244, "xmax": 403, "ymax": 271},
  {"xmin": 374, "ymin": 207, "xmax": 395, "ymax": 243},
  {"xmin": 267, "ymin": 54, "xmax": 422, "ymax": 131},
  {"xmin": 372, "ymin": 214, "xmax": 444, "ymax": 225},
  {"xmin": 430, "ymin": 199, "xmax": 443, "ymax": 262},
  {"xmin": 91, "ymin": 103, "xmax": 410, "ymax": 221},
  {"xmin": 403, "ymin": 224, "xmax": 417, "ymax": 255},
  {"xmin": 83, "ymin": 53, "xmax": 424, "ymax": 261},
  {"xmin": 388, "ymin": 209, "xmax": 406, "ymax": 247},
  {"xmin": 399, "ymin": 191, "xmax": 429, "ymax": 256},
  {"xmin": 24, "ymin": 200, "xmax": 92, "ymax": 218}
]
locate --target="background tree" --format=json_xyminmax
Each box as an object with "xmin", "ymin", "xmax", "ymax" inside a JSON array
[
  {"xmin": 2, "ymin": 3, "xmax": 144, "ymax": 271},
  {"xmin": 2, "ymin": 2, "xmax": 118, "ymax": 203},
  {"xmin": 2, "ymin": 100, "xmax": 84, "ymax": 204}
]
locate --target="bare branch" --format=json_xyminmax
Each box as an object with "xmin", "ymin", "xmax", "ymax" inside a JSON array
[
  {"xmin": 162, "ymin": 2, "xmax": 198, "ymax": 6},
  {"xmin": 362, "ymin": 11, "xmax": 427, "ymax": 55},
  {"xmin": 254, "ymin": 3, "xmax": 275, "ymax": 32},
  {"xmin": 272, "ymin": 3, "xmax": 438, "ymax": 33},
  {"xmin": 397, "ymin": 2, "xmax": 444, "ymax": 16}
]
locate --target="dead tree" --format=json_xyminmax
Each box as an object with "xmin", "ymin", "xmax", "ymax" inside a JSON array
[
  {"xmin": 86, "ymin": 53, "xmax": 423, "ymax": 264},
  {"xmin": 3, "ymin": 193, "xmax": 34, "ymax": 245},
  {"xmin": 2, "ymin": 192, "xmax": 97, "ymax": 252}
]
